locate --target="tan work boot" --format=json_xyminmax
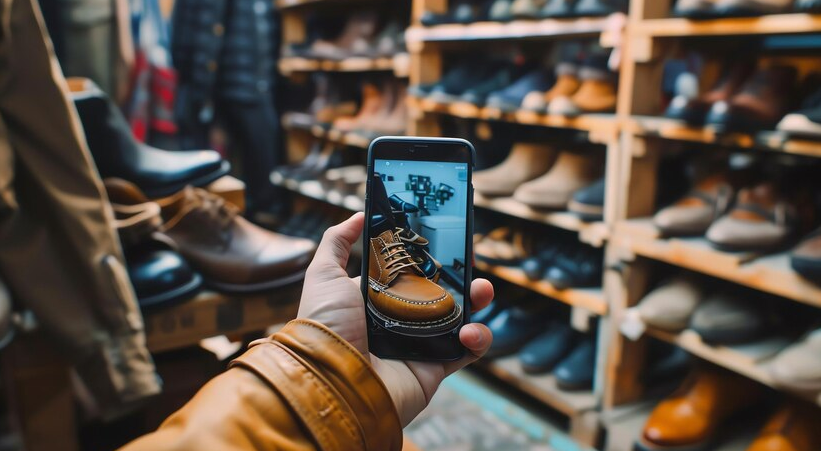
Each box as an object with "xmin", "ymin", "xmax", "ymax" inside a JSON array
[
  {"xmin": 368, "ymin": 230, "xmax": 460, "ymax": 334},
  {"xmin": 513, "ymin": 151, "xmax": 602, "ymax": 209},
  {"xmin": 473, "ymin": 143, "xmax": 557, "ymax": 196},
  {"xmin": 522, "ymin": 62, "xmax": 581, "ymax": 112}
]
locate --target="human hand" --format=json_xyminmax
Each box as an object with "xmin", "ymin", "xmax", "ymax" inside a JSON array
[{"xmin": 297, "ymin": 212, "xmax": 494, "ymax": 426}]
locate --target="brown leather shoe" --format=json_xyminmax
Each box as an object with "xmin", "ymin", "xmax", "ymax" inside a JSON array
[
  {"xmin": 308, "ymin": 12, "xmax": 379, "ymax": 60},
  {"xmin": 521, "ymin": 61, "xmax": 581, "ymax": 112},
  {"xmin": 746, "ymin": 402, "xmax": 821, "ymax": 451},
  {"xmin": 706, "ymin": 181, "xmax": 806, "ymax": 252},
  {"xmin": 707, "ymin": 65, "xmax": 799, "ymax": 131},
  {"xmin": 548, "ymin": 56, "xmax": 616, "ymax": 116},
  {"xmin": 665, "ymin": 60, "xmax": 754, "ymax": 126},
  {"xmin": 654, "ymin": 172, "xmax": 736, "ymax": 237},
  {"xmin": 106, "ymin": 179, "xmax": 316, "ymax": 293},
  {"xmin": 638, "ymin": 365, "xmax": 763, "ymax": 451},
  {"xmin": 367, "ymin": 229, "xmax": 460, "ymax": 335},
  {"xmin": 333, "ymin": 82, "xmax": 384, "ymax": 132}
]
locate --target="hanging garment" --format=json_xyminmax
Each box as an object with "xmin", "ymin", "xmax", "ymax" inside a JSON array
[{"xmin": 0, "ymin": 0, "xmax": 160, "ymax": 419}]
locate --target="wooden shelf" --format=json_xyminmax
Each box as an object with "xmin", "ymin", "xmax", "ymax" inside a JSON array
[
  {"xmin": 409, "ymin": 96, "xmax": 619, "ymax": 143},
  {"xmin": 281, "ymin": 113, "xmax": 377, "ymax": 149},
  {"xmin": 271, "ymin": 176, "xmax": 365, "ymax": 212},
  {"xmin": 612, "ymin": 219, "xmax": 821, "ymax": 310},
  {"xmin": 475, "ymin": 261, "xmax": 607, "ymax": 315},
  {"xmin": 143, "ymin": 289, "xmax": 301, "ymax": 353},
  {"xmin": 405, "ymin": 17, "xmax": 608, "ymax": 43},
  {"xmin": 474, "ymin": 194, "xmax": 609, "ymax": 247},
  {"xmin": 275, "ymin": 0, "xmax": 359, "ymax": 9},
  {"xmin": 632, "ymin": 13, "xmax": 821, "ymax": 38},
  {"xmin": 627, "ymin": 116, "xmax": 821, "ymax": 158},
  {"xmin": 644, "ymin": 327, "xmax": 821, "ymax": 407},
  {"xmin": 279, "ymin": 53, "xmax": 410, "ymax": 77},
  {"xmin": 474, "ymin": 356, "xmax": 599, "ymax": 444}
]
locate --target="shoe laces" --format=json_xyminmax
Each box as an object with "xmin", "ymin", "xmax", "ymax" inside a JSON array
[
  {"xmin": 381, "ymin": 232, "xmax": 419, "ymax": 278},
  {"xmin": 163, "ymin": 188, "xmax": 238, "ymax": 234}
]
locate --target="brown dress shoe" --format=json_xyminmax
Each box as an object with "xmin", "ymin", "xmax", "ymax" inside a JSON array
[
  {"xmin": 654, "ymin": 172, "xmax": 736, "ymax": 237},
  {"xmin": 746, "ymin": 402, "xmax": 821, "ymax": 451},
  {"xmin": 521, "ymin": 62, "xmax": 581, "ymax": 112},
  {"xmin": 548, "ymin": 59, "xmax": 616, "ymax": 116},
  {"xmin": 333, "ymin": 82, "xmax": 384, "ymax": 132},
  {"xmin": 665, "ymin": 60, "xmax": 754, "ymax": 126},
  {"xmin": 707, "ymin": 65, "xmax": 799, "ymax": 131},
  {"xmin": 706, "ymin": 181, "xmax": 806, "ymax": 252},
  {"xmin": 106, "ymin": 179, "xmax": 316, "ymax": 293},
  {"xmin": 638, "ymin": 366, "xmax": 762, "ymax": 451},
  {"xmin": 367, "ymin": 230, "xmax": 460, "ymax": 334}
]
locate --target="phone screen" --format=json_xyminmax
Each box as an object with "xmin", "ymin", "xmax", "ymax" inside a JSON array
[{"xmin": 363, "ymin": 138, "xmax": 473, "ymax": 361}]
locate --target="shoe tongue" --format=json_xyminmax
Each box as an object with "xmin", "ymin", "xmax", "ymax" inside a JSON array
[
  {"xmin": 105, "ymin": 178, "xmax": 151, "ymax": 205},
  {"xmin": 157, "ymin": 186, "xmax": 199, "ymax": 225}
]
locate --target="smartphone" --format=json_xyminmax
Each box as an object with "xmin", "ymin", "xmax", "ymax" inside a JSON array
[{"xmin": 362, "ymin": 136, "xmax": 475, "ymax": 361}]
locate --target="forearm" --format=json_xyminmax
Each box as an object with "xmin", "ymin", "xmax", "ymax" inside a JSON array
[{"xmin": 121, "ymin": 320, "xmax": 403, "ymax": 451}]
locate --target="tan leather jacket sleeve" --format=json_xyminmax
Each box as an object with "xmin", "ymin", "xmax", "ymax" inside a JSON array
[{"xmin": 120, "ymin": 319, "xmax": 403, "ymax": 451}]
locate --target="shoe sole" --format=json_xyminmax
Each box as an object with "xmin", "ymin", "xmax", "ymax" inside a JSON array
[
  {"xmin": 144, "ymin": 160, "xmax": 232, "ymax": 198},
  {"xmin": 206, "ymin": 269, "xmax": 307, "ymax": 295},
  {"xmin": 567, "ymin": 199, "xmax": 604, "ymax": 221},
  {"xmin": 367, "ymin": 301, "xmax": 463, "ymax": 337},
  {"xmin": 139, "ymin": 273, "xmax": 205, "ymax": 310}
]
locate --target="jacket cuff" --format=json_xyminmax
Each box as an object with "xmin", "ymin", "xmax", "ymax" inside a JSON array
[{"xmin": 232, "ymin": 319, "xmax": 403, "ymax": 451}]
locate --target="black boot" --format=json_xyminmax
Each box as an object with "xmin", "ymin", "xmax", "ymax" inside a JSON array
[{"xmin": 69, "ymin": 78, "xmax": 230, "ymax": 198}]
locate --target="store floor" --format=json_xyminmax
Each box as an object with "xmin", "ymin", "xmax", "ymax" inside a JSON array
[{"xmin": 405, "ymin": 370, "xmax": 593, "ymax": 451}]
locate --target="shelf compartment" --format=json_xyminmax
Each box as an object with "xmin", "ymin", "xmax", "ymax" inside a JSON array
[
  {"xmin": 409, "ymin": 96, "xmax": 619, "ymax": 142},
  {"xmin": 644, "ymin": 327, "xmax": 821, "ymax": 407},
  {"xmin": 475, "ymin": 261, "xmax": 608, "ymax": 315},
  {"xmin": 405, "ymin": 17, "xmax": 609, "ymax": 43},
  {"xmin": 474, "ymin": 356, "xmax": 600, "ymax": 446},
  {"xmin": 627, "ymin": 116, "xmax": 821, "ymax": 159},
  {"xmin": 612, "ymin": 219, "xmax": 821, "ymax": 309},
  {"xmin": 279, "ymin": 53, "xmax": 410, "ymax": 77},
  {"xmin": 474, "ymin": 194, "xmax": 609, "ymax": 247},
  {"xmin": 281, "ymin": 113, "xmax": 377, "ymax": 149},
  {"xmin": 632, "ymin": 13, "xmax": 821, "ymax": 38},
  {"xmin": 271, "ymin": 177, "xmax": 364, "ymax": 212}
]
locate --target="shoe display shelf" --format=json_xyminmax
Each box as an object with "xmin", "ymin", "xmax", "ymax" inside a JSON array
[
  {"xmin": 3, "ymin": 290, "xmax": 302, "ymax": 451},
  {"xmin": 275, "ymin": 0, "xmax": 373, "ymax": 10},
  {"xmin": 600, "ymin": 0, "xmax": 821, "ymax": 447},
  {"xmin": 282, "ymin": 112, "xmax": 375, "ymax": 149},
  {"xmin": 474, "ymin": 356, "xmax": 602, "ymax": 447},
  {"xmin": 626, "ymin": 115, "xmax": 821, "ymax": 159},
  {"xmin": 405, "ymin": 16, "xmax": 610, "ymax": 45},
  {"xmin": 271, "ymin": 176, "xmax": 366, "ymax": 212},
  {"xmin": 279, "ymin": 53, "xmax": 411, "ymax": 78}
]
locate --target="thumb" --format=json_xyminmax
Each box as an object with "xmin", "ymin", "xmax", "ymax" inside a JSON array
[{"xmin": 307, "ymin": 212, "xmax": 364, "ymax": 276}]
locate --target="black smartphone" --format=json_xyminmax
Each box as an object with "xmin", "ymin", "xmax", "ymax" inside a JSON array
[{"xmin": 362, "ymin": 136, "xmax": 475, "ymax": 361}]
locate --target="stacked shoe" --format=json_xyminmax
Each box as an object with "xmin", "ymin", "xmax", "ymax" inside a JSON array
[
  {"xmin": 69, "ymin": 78, "xmax": 230, "ymax": 198},
  {"xmin": 333, "ymin": 80, "xmax": 408, "ymax": 136},
  {"xmin": 568, "ymin": 177, "xmax": 606, "ymax": 221},
  {"xmin": 485, "ymin": 67, "xmax": 555, "ymax": 112},
  {"xmin": 474, "ymin": 143, "xmax": 557, "ymax": 196},
  {"xmin": 513, "ymin": 150, "xmax": 603, "ymax": 210},
  {"xmin": 107, "ymin": 179, "xmax": 316, "ymax": 294},
  {"xmin": 769, "ymin": 326, "xmax": 821, "ymax": 392},
  {"xmin": 777, "ymin": 87, "xmax": 821, "ymax": 138},
  {"xmin": 475, "ymin": 227, "xmax": 528, "ymax": 265},
  {"xmin": 520, "ymin": 241, "xmax": 603, "ymax": 289},
  {"xmin": 548, "ymin": 53, "xmax": 617, "ymax": 116},
  {"xmin": 522, "ymin": 59, "xmax": 581, "ymax": 112},
  {"xmin": 485, "ymin": 304, "xmax": 551, "ymax": 357},
  {"xmin": 637, "ymin": 275, "xmax": 706, "ymax": 332}
]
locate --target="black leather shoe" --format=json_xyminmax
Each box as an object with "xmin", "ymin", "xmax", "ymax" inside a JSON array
[
  {"xmin": 70, "ymin": 78, "xmax": 229, "ymax": 198},
  {"xmin": 518, "ymin": 323, "xmax": 577, "ymax": 374},
  {"xmin": 543, "ymin": 245, "xmax": 603, "ymax": 289},
  {"xmin": 554, "ymin": 335, "xmax": 596, "ymax": 390},
  {"xmin": 486, "ymin": 69, "xmax": 554, "ymax": 112},
  {"xmin": 427, "ymin": 61, "xmax": 503, "ymax": 103},
  {"xmin": 568, "ymin": 177, "xmax": 605, "ymax": 221},
  {"xmin": 459, "ymin": 65, "xmax": 522, "ymax": 106},
  {"xmin": 486, "ymin": 306, "xmax": 550, "ymax": 358},
  {"xmin": 521, "ymin": 243, "xmax": 571, "ymax": 280},
  {"xmin": 471, "ymin": 299, "xmax": 505, "ymax": 325},
  {"xmin": 389, "ymin": 194, "xmax": 419, "ymax": 213},
  {"xmin": 112, "ymin": 199, "xmax": 203, "ymax": 310}
]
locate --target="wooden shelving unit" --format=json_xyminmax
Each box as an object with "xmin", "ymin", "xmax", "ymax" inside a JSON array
[
  {"xmin": 405, "ymin": 17, "xmax": 609, "ymax": 44},
  {"xmin": 281, "ymin": 114, "xmax": 376, "ymax": 149},
  {"xmin": 632, "ymin": 13, "xmax": 821, "ymax": 37},
  {"xmin": 279, "ymin": 53, "xmax": 411, "ymax": 77},
  {"xmin": 474, "ymin": 356, "xmax": 600, "ymax": 447},
  {"xmin": 475, "ymin": 261, "xmax": 608, "ymax": 315}
]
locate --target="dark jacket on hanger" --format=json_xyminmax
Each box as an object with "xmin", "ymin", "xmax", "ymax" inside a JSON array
[
  {"xmin": 171, "ymin": 0, "xmax": 278, "ymax": 148},
  {"xmin": 0, "ymin": 0, "xmax": 159, "ymax": 419}
]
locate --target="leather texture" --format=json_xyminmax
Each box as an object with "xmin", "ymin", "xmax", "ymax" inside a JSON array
[
  {"xmin": 746, "ymin": 402, "xmax": 821, "ymax": 451},
  {"xmin": 513, "ymin": 150, "xmax": 602, "ymax": 209},
  {"xmin": 68, "ymin": 78, "xmax": 229, "ymax": 198},
  {"xmin": 518, "ymin": 323, "xmax": 577, "ymax": 374},
  {"xmin": 638, "ymin": 276, "xmax": 704, "ymax": 332},
  {"xmin": 486, "ymin": 306, "xmax": 549, "ymax": 357},
  {"xmin": 111, "ymin": 198, "xmax": 203, "ymax": 309},
  {"xmin": 654, "ymin": 172, "xmax": 736, "ymax": 236},
  {"xmin": 120, "ymin": 319, "xmax": 404, "ymax": 451},
  {"xmin": 689, "ymin": 291, "xmax": 767, "ymax": 344},
  {"xmin": 473, "ymin": 142, "xmax": 557, "ymax": 196},
  {"xmin": 368, "ymin": 229, "xmax": 456, "ymax": 323},
  {"xmin": 106, "ymin": 179, "xmax": 316, "ymax": 292},
  {"xmin": 554, "ymin": 335, "xmax": 596, "ymax": 390},
  {"xmin": 639, "ymin": 366, "xmax": 762, "ymax": 450},
  {"xmin": 770, "ymin": 328, "xmax": 821, "ymax": 391}
]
